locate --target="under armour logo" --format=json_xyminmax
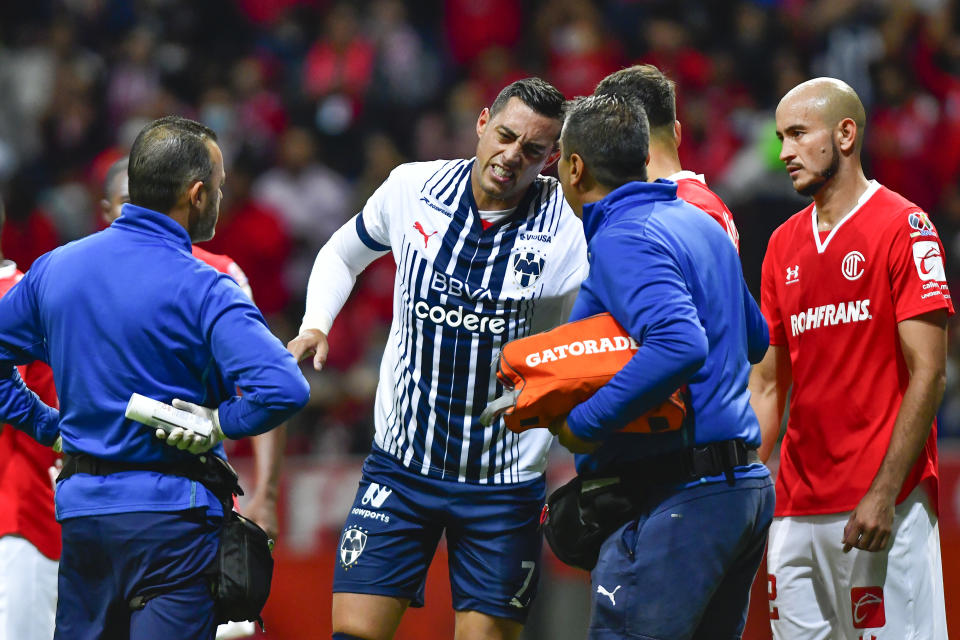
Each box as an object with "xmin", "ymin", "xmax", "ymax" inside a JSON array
[
  {"xmin": 414, "ymin": 221, "xmax": 438, "ymax": 248},
  {"xmin": 785, "ymin": 265, "xmax": 799, "ymax": 283},
  {"xmin": 361, "ymin": 482, "xmax": 393, "ymax": 508},
  {"xmin": 597, "ymin": 584, "xmax": 621, "ymax": 606}
]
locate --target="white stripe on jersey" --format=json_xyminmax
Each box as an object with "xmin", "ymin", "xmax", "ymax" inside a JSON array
[{"xmin": 357, "ymin": 159, "xmax": 586, "ymax": 484}]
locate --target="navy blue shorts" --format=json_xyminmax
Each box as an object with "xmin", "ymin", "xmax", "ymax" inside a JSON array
[
  {"xmin": 589, "ymin": 475, "xmax": 775, "ymax": 640},
  {"xmin": 333, "ymin": 447, "xmax": 546, "ymax": 622},
  {"xmin": 55, "ymin": 508, "xmax": 221, "ymax": 640}
]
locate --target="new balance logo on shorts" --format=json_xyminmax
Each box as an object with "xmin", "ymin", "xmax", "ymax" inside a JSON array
[
  {"xmin": 361, "ymin": 483, "xmax": 392, "ymax": 508},
  {"xmin": 850, "ymin": 587, "xmax": 885, "ymax": 629}
]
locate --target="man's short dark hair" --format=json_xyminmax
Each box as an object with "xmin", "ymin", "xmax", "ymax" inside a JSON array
[
  {"xmin": 104, "ymin": 157, "xmax": 129, "ymax": 199},
  {"xmin": 594, "ymin": 65, "xmax": 676, "ymax": 132},
  {"xmin": 490, "ymin": 78, "xmax": 566, "ymax": 123},
  {"xmin": 128, "ymin": 116, "xmax": 218, "ymax": 213},
  {"xmin": 562, "ymin": 94, "xmax": 650, "ymax": 189}
]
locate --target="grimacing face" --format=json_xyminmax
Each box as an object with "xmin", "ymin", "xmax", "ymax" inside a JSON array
[
  {"xmin": 775, "ymin": 95, "xmax": 841, "ymax": 197},
  {"xmin": 472, "ymin": 97, "xmax": 561, "ymax": 210}
]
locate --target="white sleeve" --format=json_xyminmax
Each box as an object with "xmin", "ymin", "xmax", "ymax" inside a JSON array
[{"xmin": 300, "ymin": 215, "xmax": 390, "ymax": 334}]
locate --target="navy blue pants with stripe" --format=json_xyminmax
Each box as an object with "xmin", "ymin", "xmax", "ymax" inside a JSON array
[{"xmin": 55, "ymin": 508, "xmax": 221, "ymax": 640}]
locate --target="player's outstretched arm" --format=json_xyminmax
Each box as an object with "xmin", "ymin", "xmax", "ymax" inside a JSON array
[
  {"xmin": 842, "ymin": 309, "xmax": 947, "ymax": 553},
  {"xmin": 296, "ymin": 215, "xmax": 390, "ymax": 371},
  {"xmin": 748, "ymin": 345, "xmax": 791, "ymax": 463}
]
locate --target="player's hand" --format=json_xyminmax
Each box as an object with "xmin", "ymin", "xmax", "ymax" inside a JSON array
[
  {"xmin": 154, "ymin": 399, "xmax": 226, "ymax": 455},
  {"xmin": 842, "ymin": 487, "xmax": 895, "ymax": 553},
  {"xmin": 287, "ymin": 329, "xmax": 329, "ymax": 371},
  {"xmin": 550, "ymin": 418, "xmax": 600, "ymax": 454},
  {"xmin": 243, "ymin": 491, "xmax": 279, "ymax": 540}
]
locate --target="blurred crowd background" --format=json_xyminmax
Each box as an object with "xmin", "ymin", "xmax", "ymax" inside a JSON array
[{"xmin": 1, "ymin": 0, "xmax": 960, "ymax": 461}]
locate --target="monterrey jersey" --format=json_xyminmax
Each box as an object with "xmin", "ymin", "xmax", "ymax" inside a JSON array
[
  {"xmin": 0, "ymin": 261, "xmax": 60, "ymax": 559},
  {"xmin": 760, "ymin": 181, "xmax": 953, "ymax": 516},
  {"xmin": 192, "ymin": 246, "xmax": 253, "ymax": 300},
  {"xmin": 670, "ymin": 171, "xmax": 740, "ymax": 252},
  {"xmin": 357, "ymin": 159, "xmax": 587, "ymax": 484}
]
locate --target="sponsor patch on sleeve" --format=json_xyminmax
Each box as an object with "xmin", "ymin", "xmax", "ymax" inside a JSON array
[{"xmin": 912, "ymin": 241, "xmax": 947, "ymax": 282}]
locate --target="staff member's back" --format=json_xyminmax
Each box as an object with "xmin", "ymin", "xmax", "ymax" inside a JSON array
[{"xmin": 0, "ymin": 115, "xmax": 309, "ymax": 640}]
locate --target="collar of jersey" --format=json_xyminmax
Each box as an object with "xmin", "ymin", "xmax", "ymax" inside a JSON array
[
  {"xmin": 112, "ymin": 203, "xmax": 193, "ymax": 251},
  {"xmin": 810, "ymin": 180, "xmax": 880, "ymax": 254},
  {"xmin": 581, "ymin": 179, "xmax": 678, "ymax": 242}
]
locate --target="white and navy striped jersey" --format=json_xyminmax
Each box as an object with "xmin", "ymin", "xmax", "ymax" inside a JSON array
[{"xmin": 349, "ymin": 159, "xmax": 586, "ymax": 484}]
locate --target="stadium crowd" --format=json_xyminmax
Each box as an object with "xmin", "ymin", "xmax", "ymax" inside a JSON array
[{"xmin": 0, "ymin": 0, "xmax": 959, "ymax": 457}]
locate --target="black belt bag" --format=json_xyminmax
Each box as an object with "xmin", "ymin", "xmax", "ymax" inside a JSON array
[
  {"xmin": 60, "ymin": 453, "xmax": 274, "ymax": 627},
  {"xmin": 542, "ymin": 439, "xmax": 760, "ymax": 571}
]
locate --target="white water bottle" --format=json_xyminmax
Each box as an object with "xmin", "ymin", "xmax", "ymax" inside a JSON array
[{"xmin": 125, "ymin": 393, "xmax": 214, "ymax": 437}]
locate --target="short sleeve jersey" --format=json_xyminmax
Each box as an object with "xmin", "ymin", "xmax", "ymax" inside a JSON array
[
  {"xmin": 760, "ymin": 181, "xmax": 953, "ymax": 516},
  {"xmin": 356, "ymin": 159, "xmax": 587, "ymax": 484},
  {"xmin": 671, "ymin": 171, "xmax": 740, "ymax": 252},
  {"xmin": 0, "ymin": 261, "xmax": 60, "ymax": 559}
]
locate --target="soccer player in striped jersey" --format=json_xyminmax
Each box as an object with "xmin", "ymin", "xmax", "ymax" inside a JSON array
[
  {"xmin": 288, "ymin": 78, "xmax": 587, "ymax": 640},
  {"xmin": 593, "ymin": 64, "xmax": 740, "ymax": 252}
]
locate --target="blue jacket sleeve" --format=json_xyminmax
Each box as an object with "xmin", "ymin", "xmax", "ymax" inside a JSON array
[
  {"xmin": 0, "ymin": 270, "xmax": 60, "ymax": 446},
  {"xmin": 201, "ymin": 277, "xmax": 310, "ymax": 438},
  {"xmin": 743, "ymin": 279, "xmax": 769, "ymax": 365},
  {"xmin": 567, "ymin": 233, "xmax": 708, "ymax": 441}
]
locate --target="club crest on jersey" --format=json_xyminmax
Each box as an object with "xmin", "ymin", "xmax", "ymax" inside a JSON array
[
  {"xmin": 785, "ymin": 265, "xmax": 800, "ymax": 285},
  {"xmin": 512, "ymin": 249, "xmax": 546, "ymax": 288},
  {"xmin": 913, "ymin": 241, "xmax": 947, "ymax": 282},
  {"xmin": 339, "ymin": 527, "xmax": 368, "ymax": 568},
  {"xmin": 841, "ymin": 251, "xmax": 865, "ymax": 281},
  {"xmin": 908, "ymin": 211, "xmax": 937, "ymax": 238}
]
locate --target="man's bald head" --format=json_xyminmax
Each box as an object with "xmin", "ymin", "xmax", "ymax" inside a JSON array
[{"xmin": 778, "ymin": 77, "xmax": 866, "ymax": 151}]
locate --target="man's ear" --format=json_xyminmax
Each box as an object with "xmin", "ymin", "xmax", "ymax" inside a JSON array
[
  {"xmin": 837, "ymin": 117, "xmax": 858, "ymax": 154},
  {"xmin": 674, "ymin": 120, "xmax": 682, "ymax": 147},
  {"xmin": 187, "ymin": 181, "xmax": 206, "ymax": 208},
  {"xmin": 569, "ymin": 153, "xmax": 586, "ymax": 188},
  {"xmin": 476, "ymin": 107, "xmax": 491, "ymax": 139}
]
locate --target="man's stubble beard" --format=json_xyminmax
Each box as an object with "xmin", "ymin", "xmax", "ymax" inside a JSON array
[{"xmin": 798, "ymin": 141, "xmax": 840, "ymax": 197}]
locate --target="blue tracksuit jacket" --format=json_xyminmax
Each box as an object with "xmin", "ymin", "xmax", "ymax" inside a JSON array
[
  {"xmin": 567, "ymin": 180, "xmax": 769, "ymax": 476},
  {"xmin": 0, "ymin": 203, "xmax": 309, "ymax": 519}
]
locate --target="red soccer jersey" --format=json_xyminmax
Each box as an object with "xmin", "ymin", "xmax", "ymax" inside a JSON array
[
  {"xmin": 761, "ymin": 182, "xmax": 953, "ymax": 517},
  {"xmin": 672, "ymin": 171, "xmax": 740, "ymax": 252},
  {"xmin": 191, "ymin": 246, "xmax": 253, "ymax": 300},
  {"xmin": 0, "ymin": 261, "xmax": 61, "ymax": 559}
]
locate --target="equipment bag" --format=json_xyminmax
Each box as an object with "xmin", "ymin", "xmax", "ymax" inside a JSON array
[
  {"xmin": 213, "ymin": 510, "xmax": 275, "ymax": 626},
  {"xmin": 480, "ymin": 312, "xmax": 689, "ymax": 433},
  {"xmin": 541, "ymin": 474, "xmax": 640, "ymax": 572}
]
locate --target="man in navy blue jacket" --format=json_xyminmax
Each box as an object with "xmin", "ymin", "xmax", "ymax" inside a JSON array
[
  {"xmin": 553, "ymin": 94, "xmax": 775, "ymax": 639},
  {"xmin": 0, "ymin": 116, "xmax": 309, "ymax": 640}
]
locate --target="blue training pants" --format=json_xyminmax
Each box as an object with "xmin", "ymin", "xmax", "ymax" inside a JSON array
[
  {"xmin": 589, "ymin": 475, "xmax": 775, "ymax": 640},
  {"xmin": 55, "ymin": 508, "xmax": 222, "ymax": 640}
]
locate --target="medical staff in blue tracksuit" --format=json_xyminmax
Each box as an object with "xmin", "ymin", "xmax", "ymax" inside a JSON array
[
  {"xmin": 555, "ymin": 95, "xmax": 775, "ymax": 639},
  {"xmin": 0, "ymin": 116, "xmax": 309, "ymax": 640}
]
